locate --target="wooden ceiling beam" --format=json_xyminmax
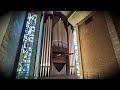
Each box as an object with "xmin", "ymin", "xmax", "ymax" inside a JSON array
[
  {"xmin": 77, "ymin": 11, "xmax": 96, "ymax": 26},
  {"xmin": 68, "ymin": 11, "xmax": 94, "ymax": 27},
  {"xmin": 67, "ymin": 11, "xmax": 76, "ymax": 19}
]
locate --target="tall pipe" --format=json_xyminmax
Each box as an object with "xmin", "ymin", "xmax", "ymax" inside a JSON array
[{"xmin": 39, "ymin": 23, "xmax": 46, "ymax": 77}]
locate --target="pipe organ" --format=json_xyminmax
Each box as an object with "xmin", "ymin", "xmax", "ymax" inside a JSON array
[{"xmin": 39, "ymin": 12, "xmax": 77, "ymax": 79}]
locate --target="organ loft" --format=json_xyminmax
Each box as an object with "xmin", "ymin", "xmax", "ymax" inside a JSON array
[{"xmin": 0, "ymin": 11, "xmax": 120, "ymax": 79}]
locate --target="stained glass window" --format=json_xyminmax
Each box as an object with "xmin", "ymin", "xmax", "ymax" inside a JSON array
[{"xmin": 16, "ymin": 12, "xmax": 37, "ymax": 79}]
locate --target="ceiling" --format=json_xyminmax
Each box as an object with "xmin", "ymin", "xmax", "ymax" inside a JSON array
[
  {"xmin": 46, "ymin": 11, "xmax": 94, "ymax": 27},
  {"xmin": 59, "ymin": 11, "xmax": 94, "ymax": 27}
]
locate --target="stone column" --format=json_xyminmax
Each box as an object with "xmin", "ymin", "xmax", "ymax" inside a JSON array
[{"xmin": 104, "ymin": 11, "xmax": 120, "ymax": 69}]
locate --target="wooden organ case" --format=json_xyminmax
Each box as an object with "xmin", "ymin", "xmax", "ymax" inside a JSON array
[{"xmin": 39, "ymin": 12, "xmax": 78, "ymax": 79}]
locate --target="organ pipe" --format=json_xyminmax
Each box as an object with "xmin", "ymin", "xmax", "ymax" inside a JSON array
[{"xmin": 39, "ymin": 12, "xmax": 76, "ymax": 78}]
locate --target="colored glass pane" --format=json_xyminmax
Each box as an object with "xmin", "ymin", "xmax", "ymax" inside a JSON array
[{"xmin": 16, "ymin": 12, "xmax": 37, "ymax": 79}]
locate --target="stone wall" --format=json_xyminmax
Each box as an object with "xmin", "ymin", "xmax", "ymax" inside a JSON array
[
  {"xmin": 0, "ymin": 12, "xmax": 12, "ymax": 46},
  {"xmin": 0, "ymin": 11, "xmax": 26, "ymax": 79},
  {"xmin": 111, "ymin": 12, "xmax": 120, "ymax": 41}
]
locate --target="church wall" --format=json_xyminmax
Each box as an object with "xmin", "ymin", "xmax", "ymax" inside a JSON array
[
  {"xmin": 0, "ymin": 12, "xmax": 12, "ymax": 46},
  {"xmin": 111, "ymin": 12, "xmax": 120, "ymax": 41},
  {"xmin": 0, "ymin": 11, "xmax": 26, "ymax": 78},
  {"xmin": 79, "ymin": 11, "xmax": 119, "ymax": 79}
]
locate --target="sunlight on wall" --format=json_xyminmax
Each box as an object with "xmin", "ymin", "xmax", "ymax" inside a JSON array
[{"xmin": 74, "ymin": 29, "xmax": 80, "ymax": 78}]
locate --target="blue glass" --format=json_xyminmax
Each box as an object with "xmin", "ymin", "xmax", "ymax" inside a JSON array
[
  {"xmin": 23, "ymin": 68, "xmax": 29, "ymax": 72},
  {"xmin": 16, "ymin": 12, "xmax": 37, "ymax": 79}
]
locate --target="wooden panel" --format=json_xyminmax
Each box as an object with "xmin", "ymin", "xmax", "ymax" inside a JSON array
[
  {"xmin": 52, "ymin": 46, "xmax": 68, "ymax": 53},
  {"xmin": 52, "ymin": 58, "xmax": 66, "ymax": 63},
  {"xmin": 39, "ymin": 75, "xmax": 78, "ymax": 79}
]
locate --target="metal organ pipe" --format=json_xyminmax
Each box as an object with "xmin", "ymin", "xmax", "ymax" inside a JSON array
[
  {"xmin": 61, "ymin": 21, "xmax": 67, "ymax": 48},
  {"xmin": 52, "ymin": 22, "xmax": 58, "ymax": 47},
  {"xmin": 45, "ymin": 18, "xmax": 50, "ymax": 77},
  {"xmin": 39, "ymin": 13, "xmax": 76, "ymax": 78},
  {"xmin": 58, "ymin": 18, "xmax": 62, "ymax": 47},
  {"xmin": 48, "ymin": 18, "xmax": 52, "ymax": 77},
  {"xmin": 39, "ymin": 16, "xmax": 53, "ymax": 78},
  {"xmin": 68, "ymin": 25, "xmax": 75, "ymax": 75},
  {"xmin": 53, "ymin": 19, "xmax": 68, "ymax": 48},
  {"xmin": 44, "ymin": 20, "xmax": 48, "ymax": 77},
  {"xmin": 68, "ymin": 25, "xmax": 72, "ymax": 74},
  {"xmin": 42, "ymin": 21, "xmax": 47, "ymax": 77},
  {"xmin": 39, "ymin": 23, "xmax": 46, "ymax": 77}
]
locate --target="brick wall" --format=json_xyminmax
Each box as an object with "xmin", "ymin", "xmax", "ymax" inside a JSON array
[
  {"xmin": 79, "ymin": 11, "xmax": 119, "ymax": 79},
  {"xmin": 104, "ymin": 12, "xmax": 120, "ymax": 69}
]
